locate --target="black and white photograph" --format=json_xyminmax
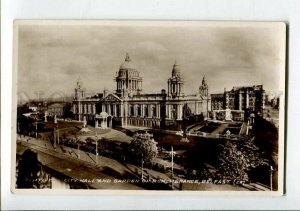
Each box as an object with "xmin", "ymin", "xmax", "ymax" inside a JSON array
[{"xmin": 12, "ymin": 20, "xmax": 286, "ymax": 194}]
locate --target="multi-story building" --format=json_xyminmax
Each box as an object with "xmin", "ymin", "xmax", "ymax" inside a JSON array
[
  {"xmin": 224, "ymin": 85, "xmax": 265, "ymax": 112},
  {"xmin": 72, "ymin": 53, "xmax": 211, "ymax": 129},
  {"xmin": 45, "ymin": 102, "xmax": 66, "ymax": 117},
  {"xmin": 211, "ymin": 85, "xmax": 266, "ymax": 121}
]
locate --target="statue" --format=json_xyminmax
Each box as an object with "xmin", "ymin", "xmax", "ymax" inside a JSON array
[
  {"xmin": 44, "ymin": 112, "xmax": 47, "ymax": 122},
  {"xmin": 83, "ymin": 116, "xmax": 87, "ymax": 128}
]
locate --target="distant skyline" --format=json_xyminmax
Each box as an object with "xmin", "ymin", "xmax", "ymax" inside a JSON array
[{"xmin": 17, "ymin": 21, "xmax": 286, "ymax": 102}]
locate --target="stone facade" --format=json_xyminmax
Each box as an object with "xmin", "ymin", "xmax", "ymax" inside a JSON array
[
  {"xmin": 72, "ymin": 53, "xmax": 211, "ymax": 128},
  {"xmin": 211, "ymin": 85, "xmax": 266, "ymax": 116}
]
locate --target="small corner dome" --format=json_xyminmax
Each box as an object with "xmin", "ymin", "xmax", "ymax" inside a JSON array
[{"xmin": 172, "ymin": 61, "xmax": 181, "ymax": 78}]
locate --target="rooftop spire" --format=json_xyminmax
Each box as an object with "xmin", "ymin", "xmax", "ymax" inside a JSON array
[
  {"xmin": 202, "ymin": 75, "xmax": 207, "ymax": 85},
  {"xmin": 125, "ymin": 53, "xmax": 131, "ymax": 62},
  {"xmin": 77, "ymin": 76, "xmax": 82, "ymax": 88},
  {"xmin": 173, "ymin": 60, "xmax": 178, "ymax": 68}
]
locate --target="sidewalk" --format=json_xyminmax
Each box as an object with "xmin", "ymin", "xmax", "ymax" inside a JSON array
[{"xmin": 17, "ymin": 137, "xmax": 143, "ymax": 190}]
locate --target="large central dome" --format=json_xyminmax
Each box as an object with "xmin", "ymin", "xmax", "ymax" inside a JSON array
[
  {"xmin": 115, "ymin": 53, "xmax": 143, "ymax": 97},
  {"xmin": 119, "ymin": 53, "xmax": 137, "ymax": 70}
]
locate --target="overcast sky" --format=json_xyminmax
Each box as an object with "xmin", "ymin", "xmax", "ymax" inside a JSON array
[{"xmin": 17, "ymin": 22, "xmax": 286, "ymax": 101}]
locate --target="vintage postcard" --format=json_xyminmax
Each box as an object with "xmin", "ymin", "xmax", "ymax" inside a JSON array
[{"xmin": 12, "ymin": 20, "xmax": 286, "ymax": 195}]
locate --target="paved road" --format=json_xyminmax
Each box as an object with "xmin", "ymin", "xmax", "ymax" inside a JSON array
[
  {"xmin": 16, "ymin": 135, "xmax": 267, "ymax": 191},
  {"xmin": 17, "ymin": 136, "xmax": 143, "ymax": 190}
]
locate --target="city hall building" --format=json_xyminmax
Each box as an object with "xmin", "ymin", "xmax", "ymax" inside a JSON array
[{"xmin": 72, "ymin": 53, "xmax": 211, "ymax": 129}]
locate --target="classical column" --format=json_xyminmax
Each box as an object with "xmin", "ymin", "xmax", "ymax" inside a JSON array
[
  {"xmin": 178, "ymin": 104, "xmax": 183, "ymax": 120},
  {"xmin": 156, "ymin": 104, "xmax": 160, "ymax": 118},
  {"xmin": 124, "ymin": 101, "xmax": 128, "ymax": 126},
  {"xmin": 107, "ymin": 104, "xmax": 111, "ymax": 115},
  {"xmin": 168, "ymin": 104, "xmax": 172, "ymax": 119},
  {"xmin": 93, "ymin": 104, "xmax": 96, "ymax": 114},
  {"xmin": 177, "ymin": 104, "xmax": 180, "ymax": 120},
  {"xmin": 166, "ymin": 104, "xmax": 168, "ymax": 119},
  {"xmin": 148, "ymin": 105, "xmax": 152, "ymax": 118},
  {"xmin": 239, "ymin": 91, "xmax": 242, "ymax": 110},
  {"xmin": 102, "ymin": 104, "xmax": 105, "ymax": 112},
  {"xmin": 246, "ymin": 91, "xmax": 249, "ymax": 109},
  {"xmin": 133, "ymin": 104, "xmax": 137, "ymax": 116},
  {"xmin": 113, "ymin": 104, "xmax": 117, "ymax": 116},
  {"xmin": 141, "ymin": 104, "xmax": 144, "ymax": 117},
  {"xmin": 80, "ymin": 102, "xmax": 83, "ymax": 114}
]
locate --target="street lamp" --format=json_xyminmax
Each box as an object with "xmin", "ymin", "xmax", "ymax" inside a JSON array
[
  {"xmin": 53, "ymin": 127, "xmax": 57, "ymax": 150},
  {"xmin": 171, "ymin": 146, "xmax": 174, "ymax": 190},
  {"xmin": 35, "ymin": 116, "xmax": 38, "ymax": 139},
  {"xmin": 95, "ymin": 130, "xmax": 98, "ymax": 164},
  {"xmin": 77, "ymin": 139, "xmax": 80, "ymax": 159},
  {"xmin": 56, "ymin": 125, "xmax": 60, "ymax": 145},
  {"xmin": 270, "ymin": 165, "xmax": 274, "ymax": 191}
]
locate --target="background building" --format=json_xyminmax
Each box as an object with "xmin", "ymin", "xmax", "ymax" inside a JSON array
[{"xmin": 211, "ymin": 85, "xmax": 266, "ymax": 121}]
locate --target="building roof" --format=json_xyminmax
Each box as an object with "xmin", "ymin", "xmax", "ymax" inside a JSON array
[
  {"xmin": 47, "ymin": 102, "xmax": 65, "ymax": 108},
  {"xmin": 171, "ymin": 61, "xmax": 182, "ymax": 78},
  {"xmin": 119, "ymin": 53, "xmax": 137, "ymax": 70}
]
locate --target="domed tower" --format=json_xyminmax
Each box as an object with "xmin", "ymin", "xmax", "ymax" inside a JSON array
[
  {"xmin": 115, "ymin": 53, "xmax": 143, "ymax": 97},
  {"xmin": 167, "ymin": 61, "xmax": 184, "ymax": 98},
  {"xmin": 199, "ymin": 76, "xmax": 209, "ymax": 97},
  {"xmin": 74, "ymin": 77, "xmax": 85, "ymax": 100}
]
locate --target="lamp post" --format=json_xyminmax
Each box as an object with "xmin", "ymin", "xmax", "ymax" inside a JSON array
[
  {"xmin": 77, "ymin": 140, "xmax": 80, "ymax": 159},
  {"xmin": 17, "ymin": 121, "xmax": 20, "ymax": 137},
  {"xmin": 95, "ymin": 131, "xmax": 98, "ymax": 164},
  {"xmin": 53, "ymin": 127, "xmax": 57, "ymax": 150},
  {"xmin": 141, "ymin": 153, "xmax": 144, "ymax": 182},
  {"xmin": 171, "ymin": 146, "xmax": 174, "ymax": 190},
  {"xmin": 270, "ymin": 165, "xmax": 274, "ymax": 191},
  {"xmin": 57, "ymin": 125, "xmax": 60, "ymax": 145},
  {"xmin": 35, "ymin": 116, "xmax": 38, "ymax": 139}
]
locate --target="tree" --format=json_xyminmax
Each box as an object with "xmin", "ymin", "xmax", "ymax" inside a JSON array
[
  {"xmin": 16, "ymin": 149, "xmax": 51, "ymax": 189},
  {"xmin": 182, "ymin": 103, "xmax": 193, "ymax": 133},
  {"xmin": 62, "ymin": 102, "xmax": 74, "ymax": 119},
  {"xmin": 182, "ymin": 103, "xmax": 193, "ymax": 120},
  {"xmin": 217, "ymin": 137, "xmax": 268, "ymax": 182},
  {"xmin": 129, "ymin": 133, "xmax": 158, "ymax": 163}
]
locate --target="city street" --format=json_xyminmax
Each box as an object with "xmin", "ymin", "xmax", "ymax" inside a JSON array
[{"xmin": 17, "ymin": 136, "xmax": 143, "ymax": 190}]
